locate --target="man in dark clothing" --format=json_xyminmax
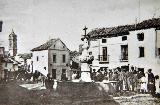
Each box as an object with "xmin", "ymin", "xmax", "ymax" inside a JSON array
[
  {"xmin": 91, "ymin": 69, "xmax": 97, "ymax": 81},
  {"xmin": 109, "ymin": 69, "xmax": 113, "ymax": 81},
  {"xmin": 96, "ymin": 70, "xmax": 104, "ymax": 82},
  {"xmin": 116, "ymin": 69, "xmax": 124, "ymax": 92},
  {"xmin": 147, "ymin": 69, "xmax": 155, "ymax": 95}
]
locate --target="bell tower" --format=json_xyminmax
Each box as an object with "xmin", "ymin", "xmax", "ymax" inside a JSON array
[{"xmin": 9, "ymin": 29, "xmax": 17, "ymax": 56}]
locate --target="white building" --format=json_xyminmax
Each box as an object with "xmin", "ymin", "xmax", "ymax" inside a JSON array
[
  {"xmin": 31, "ymin": 38, "xmax": 71, "ymax": 80},
  {"xmin": 87, "ymin": 18, "xmax": 160, "ymax": 75}
]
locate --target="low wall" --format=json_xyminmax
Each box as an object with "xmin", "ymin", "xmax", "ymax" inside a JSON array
[{"xmin": 56, "ymin": 82, "xmax": 115, "ymax": 98}]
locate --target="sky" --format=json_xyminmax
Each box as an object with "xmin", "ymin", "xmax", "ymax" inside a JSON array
[{"xmin": 0, "ymin": 0, "xmax": 160, "ymax": 53}]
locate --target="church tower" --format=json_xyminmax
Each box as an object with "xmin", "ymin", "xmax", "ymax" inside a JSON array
[{"xmin": 9, "ymin": 29, "xmax": 17, "ymax": 57}]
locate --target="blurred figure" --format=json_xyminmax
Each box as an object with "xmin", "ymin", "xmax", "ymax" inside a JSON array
[
  {"xmin": 96, "ymin": 70, "xmax": 104, "ymax": 82},
  {"xmin": 116, "ymin": 68, "xmax": 123, "ymax": 92},
  {"xmin": 147, "ymin": 69, "xmax": 155, "ymax": 95},
  {"xmin": 132, "ymin": 70, "xmax": 138, "ymax": 92},
  {"xmin": 109, "ymin": 69, "xmax": 113, "ymax": 81},
  {"xmin": 140, "ymin": 73, "xmax": 147, "ymax": 93},
  {"xmin": 91, "ymin": 69, "xmax": 97, "ymax": 81},
  {"xmin": 137, "ymin": 70, "xmax": 143, "ymax": 93},
  {"xmin": 155, "ymin": 75, "xmax": 160, "ymax": 95},
  {"xmin": 72, "ymin": 71, "xmax": 77, "ymax": 80},
  {"xmin": 112, "ymin": 71, "xmax": 118, "ymax": 81}
]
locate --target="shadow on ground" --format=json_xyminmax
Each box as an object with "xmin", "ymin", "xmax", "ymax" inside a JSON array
[{"xmin": 0, "ymin": 81, "xmax": 119, "ymax": 105}]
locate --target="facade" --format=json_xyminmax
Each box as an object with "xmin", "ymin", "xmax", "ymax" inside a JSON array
[
  {"xmin": 31, "ymin": 38, "xmax": 71, "ymax": 80},
  {"xmin": 0, "ymin": 53, "xmax": 20, "ymax": 80},
  {"xmin": 87, "ymin": 18, "xmax": 160, "ymax": 75},
  {"xmin": 9, "ymin": 29, "xmax": 17, "ymax": 57},
  {"xmin": 2, "ymin": 58, "xmax": 19, "ymax": 79},
  {"xmin": 16, "ymin": 53, "xmax": 33, "ymax": 72}
]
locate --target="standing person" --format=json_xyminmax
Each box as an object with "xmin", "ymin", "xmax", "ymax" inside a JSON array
[
  {"xmin": 72, "ymin": 71, "xmax": 77, "ymax": 81},
  {"xmin": 125, "ymin": 70, "xmax": 130, "ymax": 91},
  {"xmin": 132, "ymin": 70, "xmax": 138, "ymax": 92},
  {"xmin": 45, "ymin": 73, "xmax": 51, "ymax": 89},
  {"xmin": 109, "ymin": 69, "xmax": 113, "ymax": 81},
  {"xmin": 91, "ymin": 69, "xmax": 97, "ymax": 81},
  {"xmin": 104, "ymin": 68, "xmax": 108, "ymax": 77},
  {"xmin": 129, "ymin": 68, "xmax": 135, "ymax": 91},
  {"xmin": 147, "ymin": 69, "xmax": 155, "ymax": 95},
  {"xmin": 155, "ymin": 75, "xmax": 160, "ymax": 96},
  {"xmin": 140, "ymin": 73, "xmax": 147, "ymax": 93},
  {"xmin": 113, "ymin": 71, "xmax": 119, "ymax": 81},
  {"xmin": 96, "ymin": 70, "xmax": 104, "ymax": 82},
  {"xmin": 42, "ymin": 75, "xmax": 45, "ymax": 86},
  {"xmin": 116, "ymin": 68, "xmax": 124, "ymax": 92},
  {"xmin": 137, "ymin": 70, "xmax": 143, "ymax": 93}
]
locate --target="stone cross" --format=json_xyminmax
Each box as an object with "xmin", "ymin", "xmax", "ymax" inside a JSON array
[{"xmin": 83, "ymin": 26, "xmax": 88, "ymax": 37}]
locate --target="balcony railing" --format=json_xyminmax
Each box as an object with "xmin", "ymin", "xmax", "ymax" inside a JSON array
[
  {"xmin": 98, "ymin": 55, "xmax": 109, "ymax": 63},
  {"xmin": 120, "ymin": 55, "xmax": 128, "ymax": 62}
]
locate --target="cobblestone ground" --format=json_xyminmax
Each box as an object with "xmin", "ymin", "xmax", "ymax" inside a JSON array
[{"xmin": 114, "ymin": 94, "xmax": 160, "ymax": 105}]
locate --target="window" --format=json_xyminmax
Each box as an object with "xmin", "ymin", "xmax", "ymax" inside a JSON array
[
  {"xmin": 122, "ymin": 36, "xmax": 127, "ymax": 41},
  {"xmin": 53, "ymin": 54, "xmax": 56, "ymax": 63},
  {"xmin": 121, "ymin": 45, "xmax": 128, "ymax": 61},
  {"xmin": 62, "ymin": 54, "xmax": 66, "ymax": 63},
  {"xmin": 139, "ymin": 47, "xmax": 145, "ymax": 57},
  {"xmin": 102, "ymin": 39, "xmax": 107, "ymax": 43},
  {"xmin": 98, "ymin": 47, "xmax": 108, "ymax": 61},
  {"xmin": 61, "ymin": 69, "xmax": 67, "ymax": 80},
  {"xmin": 158, "ymin": 48, "xmax": 160, "ymax": 56},
  {"xmin": 52, "ymin": 69, "xmax": 56, "ymax": 79},
  {"xmin": 137, "ymin": 33, "xmax": 144, "ymax": 41},
  {"xmin": 36, "ymin": 56, "xmax": 39, "ymax": 61}
]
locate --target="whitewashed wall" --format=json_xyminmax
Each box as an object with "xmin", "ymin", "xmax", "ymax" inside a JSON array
[
  {"xmin": 89, "ymin": 36, "xmax": 128, "ymax": 71},
  {"xmin": 129, "ymin": 28, "xmax": 160, "ymax": 74},
  {"xmin": 89, "ymin": 28, "xmax": 160, "ymax": 75},
  {"xmin": 2, "ymin": 62, "xmax": 13, "ymax": 71},
  {"xmin": 48, "ymin": 39, "xmax": 70, "ymax": 80},
  {"xmin": 32, "ymin": 50, "xmax": 48, "ymax": 76}
]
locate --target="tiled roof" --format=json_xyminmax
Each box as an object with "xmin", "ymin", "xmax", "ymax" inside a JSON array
[
  {"xmin": 88, "ymin": 18, "xmax": 160, "ymax": 39},
  {"xmin": 31, "ymin": 39, "xmax": 58, "ymax": 51},
  {"xmin": 18, "ymin": 53, "xmax": 32, "ymax": 59}
]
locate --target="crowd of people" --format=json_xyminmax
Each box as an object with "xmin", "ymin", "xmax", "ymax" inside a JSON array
[{"xmin": 91, "ymin": 66, "xmax": 160, "ymax": 96}]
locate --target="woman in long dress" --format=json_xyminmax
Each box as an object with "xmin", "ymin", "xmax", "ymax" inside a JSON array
[
  {"xmin": 140, "ymin": 73, "xmax": 147, "ymax": 93},
  {"xmin": 155, "ymin": 75, "xmax": 160, "ymax": 95}
]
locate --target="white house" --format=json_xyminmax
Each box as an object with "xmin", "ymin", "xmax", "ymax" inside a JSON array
[
  {"xmin": 87, "ymin": 18, "xmax": 160, "ymax": 75},
  {"xmin": 31, "ymin": 38, "xmax": 71, "ymax": 81}
]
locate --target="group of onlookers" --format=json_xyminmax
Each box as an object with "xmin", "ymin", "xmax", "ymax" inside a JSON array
[{"xmin": 91, "ymin": 67, "xmax": 160, "ymax": 96}]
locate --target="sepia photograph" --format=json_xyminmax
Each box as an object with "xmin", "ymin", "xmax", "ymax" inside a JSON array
[{"xmin": 0, "ymin": 0, "xmax": 160, "ymax": 105}]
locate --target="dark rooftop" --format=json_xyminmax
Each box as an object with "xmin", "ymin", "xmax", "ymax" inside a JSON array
[
  {"xmin": 87, "ymin": 18, "xmax": 160, "ymax": 39},
  {"xmin": 31, "ymin": 39, "xmax": 58, "ymax": 51}
]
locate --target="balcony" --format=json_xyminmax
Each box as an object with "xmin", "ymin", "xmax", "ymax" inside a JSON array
[
  {"xmin": 98, "ymin": 55, "xmax": 109, "ymax": 64},
  {"xmin": 120, "ymin": 55, "xmax": 128, "ymax": 62}
]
